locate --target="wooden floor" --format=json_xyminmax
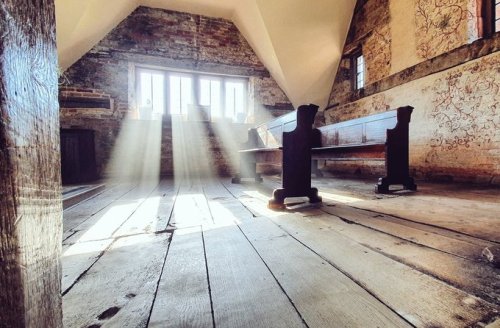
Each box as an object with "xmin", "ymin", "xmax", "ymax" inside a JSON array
[{"xmin": 61, "ymin": 175, "xmax": 500, "ymax": 328}]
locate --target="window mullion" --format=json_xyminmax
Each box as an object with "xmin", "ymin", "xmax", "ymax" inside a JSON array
[
  {"xmin": 164, "ymin": 71, "xmax": 169, "ymax": 116},
  {"xmin": 221, "ymin": 78, "xmax": 226, "ymax": 120}
]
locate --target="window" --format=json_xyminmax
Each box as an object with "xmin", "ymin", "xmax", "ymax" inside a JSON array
[
  {"xmin": 496, "ymin": 0, "xmax": 500, "ymax": 32},
  {"xmin": 354, "ymin": 53, "xmax": 365, "ymax": 90},
  {"xmin": 225, "ymin": 79, "xmax": 247, "ymax": 122},
  {"xmin": 135, "ymin": 67, "xmax": 248, "ymax": 122},
  {"xmin": 168, "ymin": 73, "xmax": 193, "ymax": 116},
  {"xmin": 482, "ymin": 0, "xmax": 500, "ymax": 37},
  {"xmin": 137, "ymin": 69, "xmax": 165, "ymax": 120},
  {"xmin": 199, "ymin": 76, "xmax": 222, "ymax": 118}
]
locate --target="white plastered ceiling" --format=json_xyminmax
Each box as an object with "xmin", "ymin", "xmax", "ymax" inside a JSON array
[{"xmin": 56, "ymin": 0, "xmax": 355, "ymax": 109}]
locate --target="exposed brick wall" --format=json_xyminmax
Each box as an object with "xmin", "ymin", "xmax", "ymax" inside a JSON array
[
  {"xmin": 60, "ymin": 6, "xmax": 291, "ymax": 179},
  {"xmin": 59, "ymin": 87, "xmax": 114, "ymax": 109},
  {"xmin": 324, "ymin": 0, "xmax": 499, "ymax": 184}
]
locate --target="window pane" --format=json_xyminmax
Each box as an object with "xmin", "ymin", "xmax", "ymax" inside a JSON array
[
  {"xmin": 169, "ymin": 75, "xmax": 193, "ymax": 115},
  {"xmin": 200, "ymin": 79, "xmax": 211, "ymax": 106},
  {"xmin": 356, "ymin": 55, "xmax": 365, "ymax": 89},
  {"xmin": 169, "ymin": 76, "xmax": 181, "ymax": 115},
  {"xmin": 140, "ymin": 72, "xmax": 152, "ymax": 107},
  {"xmin": 210, "ymin": 81, "xmax": 221, "ymax": 118},
  {"xmin": 225, "ymin": 82, "xmax": 236, "ymax": 119},
  {"xmin": 200, "ymin": 77, "xmax": 222, "ymax": 119},
  {"xmin": 225, "ymin": 80, "xmax": 246, "ymax": 122},
  {"xmin": 180, "ymin": 76, "xmax": 193, "ymax": 115},
  {"xmin": 496, "ymin": 3, "xmax": 500, "ymax": 32},
  {"xmin": 152, "ymin": 73, "xmax": 164, "ymax": 115},
  {"xmin": 138, "ymin": 70, "xmax": 164, "ymax": 119}
]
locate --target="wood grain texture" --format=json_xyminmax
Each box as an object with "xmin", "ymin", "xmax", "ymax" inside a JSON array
[
  {"xmin": 351, "ymin": 195, "xmax": 500, "ymax": 242},
  {"xmin": 271, "ymin": 214, "xmax": 499, "ymax": 327},
  {"xmin": 204, "ymin": 225, "xmax": 306, "ymax": 328},
  {"xmin": 61, "ymin": 238, "xmax": 114, "ymax": 293},
  {"xmin": 168, "ymin": 181, "xmax": 213, "ymax": 229},
  {"xmin": 202, "ymin": 179, "xmax": 255, "ymax": 226},
  {"xmin": 239, "ymin": 218, "xmax": 413, "ymax": 328},
  {"xmin": 61, "ymin": 182, "xmax": 170, "ymax": 295},
  {"xmin": 0, "ymin": 0, "xmax": 62, "ymax": 326},
  {"xmin": 63, "ymin": 184, "xmax": 136, "ymax": 235},
  {"xmin": 59, "ymin": 178, "xmax": 500, "ymax": 327},
  {"xmin": 113, "ymin": 181, "xmax": 177, "ymax": 237},
  {"xmin": 63, "ymin": 183, "xmax": 158, "ymax": 245},
  {"xmin": 223, "ymin": 179, "xmax": 499, "ymax": 327},
  {"xmin": 322, "ymin": 202, "xmax": 498, "ymax": 263},
  {"xmin": 315, "ymin": 208, "xmax": 500, "ymax": 304},
  {"xmin": 62, "ymin": 233, "xmax": 170, "ymax": 328},
  {"xmin": 149, "ymin": 227, "xmax": 213, "ymax": 327}
]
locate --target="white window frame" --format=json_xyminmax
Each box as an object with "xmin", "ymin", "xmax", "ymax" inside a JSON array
[
  {"xmin": 355, "ymin": 54, "xmax": 365, "ymax": 90},
  {"xmin": 134, "ymin": 65, "xmax": 249, "ymax": 122}
]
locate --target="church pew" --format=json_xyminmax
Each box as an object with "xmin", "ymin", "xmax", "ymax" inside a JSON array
[
  {"xmin": 232, "ymin": 104, "xmax": 322, "ymax": 209},
  {"xmin": 312, "ymin": 106, "xmax": 417, "ymax": 193}
]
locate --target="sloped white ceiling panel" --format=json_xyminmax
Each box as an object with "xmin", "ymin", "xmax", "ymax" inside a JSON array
[
  {"xmin": 56, "ymin": 0, "xmax": 139, "ymax": 70},
  {"xmin": 254, "ymin": 0, "xmax": 355, "ymax": 108}
]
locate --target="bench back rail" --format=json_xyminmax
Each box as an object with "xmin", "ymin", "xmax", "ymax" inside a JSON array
[
  {"xmin": 314, "ymin": 109, "xmax": 401, "ymax": 151},
  {"xmin": 254, "ymin": 110, "xmax": 297, "ymax": 148}
]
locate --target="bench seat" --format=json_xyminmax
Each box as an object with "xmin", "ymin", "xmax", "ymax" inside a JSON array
[{"xmin": 238, "ymin": 147, "xmax": 282, "ymax": 153}]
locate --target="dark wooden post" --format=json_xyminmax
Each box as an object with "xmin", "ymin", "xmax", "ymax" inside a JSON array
[
  {"xmin": 376, "ymin": 106, "xmax": 417, "ymax": 193},
  {"xmin": 268, "ymin": 104, "xmax": 322, "ymax": 209},
  {"xmin": 0, "ymin": 0, "xmax": 63, "ymax": 327}
]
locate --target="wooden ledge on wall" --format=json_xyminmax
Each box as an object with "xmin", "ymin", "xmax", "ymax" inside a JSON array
[{"xmin": 59, "ymin": 87, "xmax": 112, "ymax": 109}]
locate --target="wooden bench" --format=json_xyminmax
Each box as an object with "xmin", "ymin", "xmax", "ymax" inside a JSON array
[
  {"xmin": 233, "ymin": 104, "xmax": 322, "ymax": 209},
  {"xmin": 311, "ymin": 106, "xmax": 417, "ymax": 193}
]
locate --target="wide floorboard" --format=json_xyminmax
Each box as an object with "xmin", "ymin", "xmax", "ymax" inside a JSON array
[{"xmin": 62, "ymin": 176, "xmax": 500, "ymax": 328}]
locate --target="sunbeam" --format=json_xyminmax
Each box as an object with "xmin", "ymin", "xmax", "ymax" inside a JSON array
[
  {"xmin": 171, "ymin": 112, "xmax": 218, "ymax": 183},
  {"xmin": 105, "ymin": 113, "xmax": 162, "ymax": 186}
]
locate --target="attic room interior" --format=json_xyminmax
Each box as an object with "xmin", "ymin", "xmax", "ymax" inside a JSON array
[{"xmin": 1, "ymin": 0, "xmax": 499, "ymax": 327}]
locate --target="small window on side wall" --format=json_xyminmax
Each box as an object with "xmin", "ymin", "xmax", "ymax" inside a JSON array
[
  {"xmin": 496, "ymin": 0, "xmax": 500, "ymax": 32},
  {"xmin": 353, "ymin": 52, "xmax": 365, "ymax": 90},
  {"xmin": 482, "ymin": 0, "xmax": 500, "ymax": 37}
]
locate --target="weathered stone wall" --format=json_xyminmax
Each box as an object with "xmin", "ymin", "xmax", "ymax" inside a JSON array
[
  {"xmin": 325, "ymin": 0, "xmax": 499, "ymax": 184},
  {"xmin": 60, "ymin": 6, "xmax": 291, "ymax": 179},
  {"xmin": 329, "ymin": 0, "xmax": 391, "ymax": 105},
  {"xmin": 0, "ymin": 0, "xmax": 63, "ymax": 327},
  {"xmin": 330, "ymin": 0, "xmax": 483, "ymax": 103},
  {"xmin": 326, "ymin": 53, "xmax": 499, "ymax": 183}
]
